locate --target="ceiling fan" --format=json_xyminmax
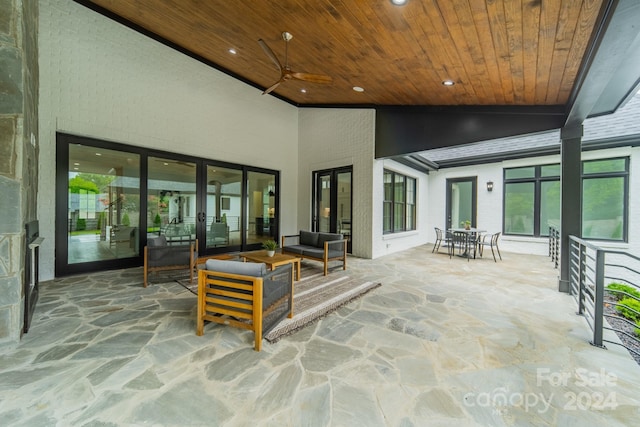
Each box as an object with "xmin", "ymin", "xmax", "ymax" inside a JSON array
[{"xmin": 258, "ymin": 31, "xmax": 333, "ymax": 95}]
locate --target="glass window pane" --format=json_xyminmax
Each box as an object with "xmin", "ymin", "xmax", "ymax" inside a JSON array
[
  {"xmin": 540, "ymin": 181, "xmax": 560, "ymax": 236},
  {"xmin": 541, "ymin": 164, "xmax": 560, "ymax": 177},
  {"xmin": 383, "ymin": 202, "xmax": 392, "ymax": 233},
  {"xmin": 505, "ymin": 167, "xmax": 535, "ymax": 180},
  {"xmin": 394, "ymin": 175, "xmax": 405, "ymax": 202},
  {"xmin": 504, "ymin": 182, "xmax": 534, "ymax": 235},
  {"xmin": 68, "ymin": 145, "xmax": 140, "ymax": 263},
  {"xmin": 583, "ymin": 158, "xmax": 626, "ymax": 174},
  {"xmin": 247, "ymin": 171, "xmax": 277, "ymax": 245},
  {"xmin": 394, "ymin": 203, "xmax": 404, "ymax": 231},
  {"xmin": 384, "ymin": 171, "xmax": 393, "ymax": 201},
  {"xmin": 206, "ymin": 165, "xmax": 242, "ymax": 249},
  {"xmin": 582, "ymin": 177, "xmax": 624, "ymax": 240},
  {"xmin": 148, "ymin": 157, "xmax": 196, "ymax": 244}
]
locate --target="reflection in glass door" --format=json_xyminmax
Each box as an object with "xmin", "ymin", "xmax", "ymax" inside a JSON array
[
  {"xmin": 313, "ymin": 167, "xmax": 352, "ymax": 253},
  {"xmin": 205, "ymin": 165, "xmax": 242, "ymax": 249},
  {"xmin": 66, "ymin": 144, "xmax": 141, "ymax": 264},
  {"xmin": 246, "ymin": 170, "xmax": 278, "ymax": 246},
  {"xmin": 446, "ymin": 177, "xmax": 477, "ymax": 230},
  {"xmin": 147, "ymin": 157, "xmax": 196, "ymax": 244}
]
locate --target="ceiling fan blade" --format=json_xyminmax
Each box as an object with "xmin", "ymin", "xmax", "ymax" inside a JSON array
[
  {"xmin": 290, "ymin": 71, "xmax": 333, "ymax": 84},
  {"xmin": 258, "ymin": 39, "xmax": 282, "ymax": 71},
  {"xmin": 262, "ymin": 78, "xmax": 285, "ymax": 95}
]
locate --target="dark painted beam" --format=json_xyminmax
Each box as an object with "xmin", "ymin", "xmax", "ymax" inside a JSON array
[
  {"xmin": 375, "ymin": 105, "xmax": 566, "ymax": 159},
  {"xmin": 566, "ymin": 0, "xmax": 640, "ymax": 125}
]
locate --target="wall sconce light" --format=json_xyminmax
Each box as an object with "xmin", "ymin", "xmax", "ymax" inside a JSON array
[{"xmin": 486, "ymin": 181, "xmax": 494, "ymax": 192}]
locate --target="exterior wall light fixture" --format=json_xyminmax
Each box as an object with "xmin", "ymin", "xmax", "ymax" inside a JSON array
[{"xmin": 487, "ymin": 181, "xmax": 494, "ymax": 192}]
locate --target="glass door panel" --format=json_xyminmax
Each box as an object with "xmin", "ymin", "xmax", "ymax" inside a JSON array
[
  {"xmin": 147, "ymin": 157, "xmax": 196, "ymax": 243},
  {"xmin": 206, "ymin": 165, "xmax": 242, "ymax": 249},
  {"xmin": 337, "ymin": 171, "xmax": 352, "ymax": 252},
  {"xmin": 246, "ymin": 170, "xmax": 278, "ymax": 246},
  {"xmin": 313, "ymin": 167, "xmax": 353, "ymax": 253},
  {"xmin": 446, "ymin": 178, "xmax": 477, "ymax": 230},
  {"xmin": 67, "ymin": 145, "xmax": 140, "ymax": 264},
  {"xmin": 317, "ymin": 173, "xmax": 332, "ymax": 233}
]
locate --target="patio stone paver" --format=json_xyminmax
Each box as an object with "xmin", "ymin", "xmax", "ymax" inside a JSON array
[{"xmin": 1, "ymin": 245, "xmax": 639, "ymax": 426}]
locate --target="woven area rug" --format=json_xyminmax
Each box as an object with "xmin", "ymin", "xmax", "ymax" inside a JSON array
[{"xmin": 173, "ymin": 262, "xmax": 381, "ymax": 343}]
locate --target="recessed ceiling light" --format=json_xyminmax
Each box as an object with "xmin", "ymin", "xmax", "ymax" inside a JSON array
[
  {"xmin": 442, "ymin": 80, "xmax": 455, "ymax": 86},
  {"xmin": 391, "ymin": 0, "xmax": 407, "ymax": 5},
  {"xmin": 163, "ymin": 162, "xmax": 169, "ymax": 166},
  {"xmin": 228, "ymin": 48, "xmax": 237, "ymax": 55},
  {"xmin": 73, "ymin": 167, "xmax": 79, "ymax": 170},
  {"xmin": 95, "ymin": 153, "xmax": 102, "ymax": 156},
  {"xmin": 73, "ymin": 162, "xmax": 80, "ymax": 166},
  {"xmin": 301, "ymin": 89, "xmax": 307, "ymax": 93},
  {"xmin": 353, "ymin": 86, "xmax": 365, "ymax": 92}
]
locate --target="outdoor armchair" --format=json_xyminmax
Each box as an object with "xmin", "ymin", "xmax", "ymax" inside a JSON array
[
  {"xmin": 196, "ymin": 259, "xmax": 293, "ymax": 351},
  {"xmin": 143, "ymin": 236, "xmax": 198, "ymax": 287}
]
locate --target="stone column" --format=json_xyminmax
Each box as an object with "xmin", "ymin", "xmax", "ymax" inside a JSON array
[
  {"xmin": 0, "ymin": 0, "xmax": 39, "ymax": 344},
  {"xmin": 558, "ymin": 125, "xmax": 583, "ymax": 293}
]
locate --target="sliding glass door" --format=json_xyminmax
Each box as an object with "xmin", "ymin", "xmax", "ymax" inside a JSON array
[{"xmin": 56, "ymin": 133, "xmax": 280, "ymax": 276}]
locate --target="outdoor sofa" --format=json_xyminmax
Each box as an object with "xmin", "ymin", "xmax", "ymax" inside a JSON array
[{"xmin": 281, "ymin": 230, "xmax": 347, "ymax": 275}]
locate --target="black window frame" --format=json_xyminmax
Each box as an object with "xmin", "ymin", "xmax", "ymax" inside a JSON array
[
  {"xmin": 503, "ymin": 157, "xmax": 629, "ymax": 241},
  {"xmin": 503, "ymin": 163, "xmax": 559, "ymax": 237},
  {"xmin": 383, "ymin": 169, "xmax": 417, "ymax": 234}
]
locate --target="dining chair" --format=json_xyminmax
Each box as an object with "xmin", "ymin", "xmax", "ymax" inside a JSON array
[
  {"xmin": 478, "ymin": 232, "xmax": 502, "ymax": 262},
  {"xmin": 433, "ymin": 227, "xmax": 452, "ymax": 253},
  {"xmin": 448, "ymin": 231, "xmax": 471, "ymax": 261}
]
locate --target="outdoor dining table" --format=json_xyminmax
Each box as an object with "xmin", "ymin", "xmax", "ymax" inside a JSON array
[{"xmin": 448, "ymin": 227, "xmax": 486, "ymax": 259}]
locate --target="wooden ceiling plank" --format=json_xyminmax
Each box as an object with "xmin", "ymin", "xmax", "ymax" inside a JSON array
[
  {"xmin": 446, "ymin": 0, "xmax": 499, "ymax": 104},
  {"xmin": 545, "ymin": 0, "xmax": 583, "ymax": 104},
  {"xmin": 485, "ymin": 0, "xmax": 516, "ymax": 103},
  {"xmin": 503, "ymin": 0, "xmax": 525, "ymax": 103},
  {"xmin": 469, "ymin": 0, "xmax": 507, "ymax": 104},
  {"xmin": 556, "ymin": 0, "xmax": 604, "ymax": 105},
  {"xmin": 522, "ymin": 0, "xmax": 542, "ymax": 103},
  {"xmin": 534, "ymin": 0, "xmax": 562, "ymax": 104}
]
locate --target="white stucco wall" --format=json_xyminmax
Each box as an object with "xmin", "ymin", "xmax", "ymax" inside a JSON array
[
  {"xmin": 297, "ymin": 108, "xmax": 375, "ymax": 258},
  {"xmin": 38, "ymin": 0, "xmax": 298, "ymax": 280}
]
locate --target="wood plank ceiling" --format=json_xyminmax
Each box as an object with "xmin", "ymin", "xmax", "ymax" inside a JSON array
[{"xmin": 83, "ymin": 0, "xmax": 605, "ymax": 107}]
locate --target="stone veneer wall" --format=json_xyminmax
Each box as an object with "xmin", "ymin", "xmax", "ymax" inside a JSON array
[{"xmin": 0, "ymin": 0, "xmax": 39, "ymax": 344}]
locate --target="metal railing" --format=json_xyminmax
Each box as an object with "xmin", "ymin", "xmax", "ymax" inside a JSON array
[
  {"xmin": 548, "ymin": 221, "xmax": 560, "ymax": 269},
  {"xmin": 568, "ymin": 236, "xmax": 640, "ymax": 357}
]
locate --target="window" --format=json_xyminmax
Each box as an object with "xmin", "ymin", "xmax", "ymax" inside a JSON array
[
  {"xmin": 504, "ymin": 165, "xmax": 557, "ymax": 236},
  {"xmin": 384, "ymin": 170, "xmax": 416, "ymax": 234},
  {"xmin": 503, "ymin": 157, "xmax": 628, "ymax": 241},
  {"xmin": 582, "ymin": 158, "xmax": 628, "ymax": 240}
]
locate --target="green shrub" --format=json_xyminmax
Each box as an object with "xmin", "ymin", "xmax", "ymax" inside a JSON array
[
  {"xmin": 616, "ymin": 297, "xmax": 640, "ymax": 322},
  {"xmin": 122, "ymin": 213, "xmax": 130, "ymax": 226},
  {"xmin": 635, "ymin": 321, "xmax": 640, "ymax": 339},
  {"xmin": 154, "ymin": 213, "xmax": 161, "ymax": 227},
  {"xmin": 76, "ymin": 218, "xmax": 86, "ymax": 231},
  {"xmin": 607, "ymin": 282, "xmax": 640, "ymax": 300}
]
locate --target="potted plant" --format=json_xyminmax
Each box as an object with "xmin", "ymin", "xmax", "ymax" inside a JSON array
[
  {"xmin": 262, "ymin": 239, "xmax": 278, "ymax": 257},
  {"xmin": 460, "ymin": 220, "xmax": 471, "ymax": 230}
]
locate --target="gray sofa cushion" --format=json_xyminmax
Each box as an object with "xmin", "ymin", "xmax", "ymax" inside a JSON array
[
  {"xmin": 317, "ymin": 232, "xmax": 343, "ymax": 248},
  {"xmin": 148, "ymin": 236, "xmax": 167, "ymax": 247},
  {"xmin": 281, "ymin": 245, "xmax": 305, "ymax": 255},
  {"xmin": 205, "ymin": 259, "xmax": 267, "ymax": 277},
  {"xmin": 299, "ymin": 230, "xmax": 319, "ymax": 247}
]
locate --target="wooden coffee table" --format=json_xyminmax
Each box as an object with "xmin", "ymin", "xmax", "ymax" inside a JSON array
[{"xmin": 239, "ymin": 250, "xmax": 301, "ymax": 281}]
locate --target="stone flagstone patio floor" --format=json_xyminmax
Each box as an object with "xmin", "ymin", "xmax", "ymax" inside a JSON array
[{"xmin": 1, "ymin": 245, "xmax": 639, "ymax": 426}]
